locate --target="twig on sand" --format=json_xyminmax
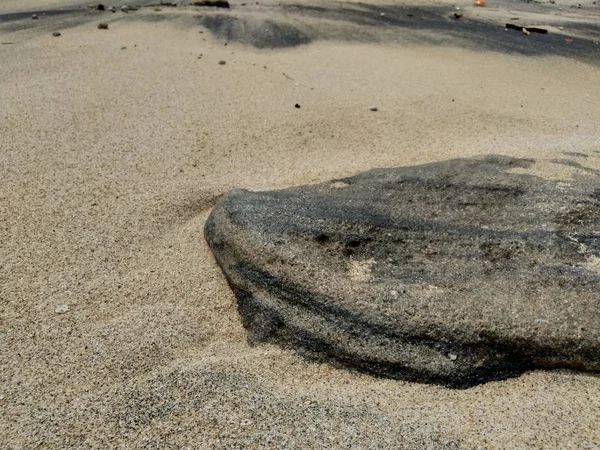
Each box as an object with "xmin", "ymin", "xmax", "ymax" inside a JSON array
[
  {"xmin": 144, "ymin": 2, "xmax": 178, "ymax": 6},
  {"xmin": 506, "ymin": 23, "xmax": 548, "ymax": 34},
  {"xmin": 282, "ymin": 72, "xmax": 295, "ymax": 81},
  {"xmin": 192, "ymin": 1, "xmax": 230, "ymax": 8}
]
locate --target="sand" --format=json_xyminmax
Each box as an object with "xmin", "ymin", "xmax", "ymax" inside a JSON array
[{"xmin": 1, "ymin": 0, "xmax": 600, "ymax": 448}]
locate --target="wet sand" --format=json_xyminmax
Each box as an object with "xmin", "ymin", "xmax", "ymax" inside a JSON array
[{"xmin": 1, "ymin": 1, "xmax": 600, "ymax": 448}]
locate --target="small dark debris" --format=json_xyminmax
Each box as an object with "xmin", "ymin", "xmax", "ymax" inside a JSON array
[
  {"xmin": 192, "ymin": 0, "xmax": 230, "ymax": 8},
  {"xmin": 295, "ymin": 103, "xmax": 301, "ymax": 108},
  {"xmin": 52, "ymin": 31, "xmax": 61, "ymax": 37},
  {"xmin": 218, "ymin": 60, "xmax": 226, "ymax": 65},
  {"xmin": 32, "ymin": 14, "xmax": 38, "ymax": 19},
  {"xmin": 453, "ymin": 12, "xmax": 462, "ymax": 19},
  {"xmin": 314, "ymin": 233, "xmax": 329, "ymax": 243},
  {"xmin": 98, "ymin": 23, "xmax": 109, "ymax": 30},
  {"xmin": 97, "ymin": 4, "xmax": 105, "ymax": 10}
]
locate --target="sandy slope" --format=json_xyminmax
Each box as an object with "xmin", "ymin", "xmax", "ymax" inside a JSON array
[{"xmin": 1, "ymin": 1, "xmax": 600, "ymax": 448}]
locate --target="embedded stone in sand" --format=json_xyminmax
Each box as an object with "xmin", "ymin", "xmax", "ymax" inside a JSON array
[{"xmin": 205, "ymin": 155, "xmax": 600, "ymax": 388}]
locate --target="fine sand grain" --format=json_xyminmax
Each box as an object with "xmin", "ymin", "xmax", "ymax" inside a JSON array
[{"xmin": 1, "ymin": 1, "xmax": 600, "ymax": 448}]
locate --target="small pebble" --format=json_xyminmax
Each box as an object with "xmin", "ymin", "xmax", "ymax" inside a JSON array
[
  {"xmin": 32, "ymin": 14, "xmax": 38, "ymax": 19},
  {"xmin": 295, "ymin": 103, "xmax": 301, "ymax": 108},
  {"xmin": 454, "ymin": 12, "xmax": 463, "ymax": 19},
  {"xmin": 108, "ymin": 6, "xmax": 115, "ymax": 12},
  {"xmin": 121, "ymin": 46, "xmax": 127, "ymax": 49},
  {"xmin": 98, "ymin": 23, "xmax": 109, "ymax": 30},
  {"xmin": 55, "ymin": 304, "xmax": 69, "ymax": 314},
  {"xmin": 380, "ymin": 12, "xmax": 385, "ymax": 17},
  {"xmin": 97, "ymin": 4, "xmax": 105, "ymax": 10},
  {"xmin": 121, "ymin": 5, "xmax": 129, "ymax": 12},
  {"xmin": 448, "ymin": 353, "xmax": 458, "ymax": 361},
  {"xmin": 559, "ymin": 26, "xmax": 564, "ymax": 30},
  {"xmin": 52, "ymin": 31, "xmax": 61, "ymax": 37},
  {"xmin": 370, "ymin": 105, "xmax": 378, "ymax": 111},
  {"xmin": 218, "ymin": 60, "xmax": 226, "ymax": 65}
]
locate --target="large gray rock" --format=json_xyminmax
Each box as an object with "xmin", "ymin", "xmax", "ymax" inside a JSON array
[{"xmin": 205, "ymin": 156, "xmax": 600, "ymax": 388}]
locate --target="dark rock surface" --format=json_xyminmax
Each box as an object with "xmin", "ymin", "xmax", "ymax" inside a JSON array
[{"xmin": 204, "ymin": 156, "xmax": 600, "ymax": 388}]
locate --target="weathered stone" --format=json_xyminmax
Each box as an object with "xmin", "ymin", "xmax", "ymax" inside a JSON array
[
  {"xmin": 55, "ymin": 304, "xmax": 69, "ymax": 314},
  {"xmin": 204, "ymin": 156, "xmax": 600, "ymax": 388}
]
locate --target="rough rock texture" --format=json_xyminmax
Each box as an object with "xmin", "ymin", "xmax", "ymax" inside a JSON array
[{"xmin": 204, "ymin": 156, "xmax": 600, "ymax": 388}]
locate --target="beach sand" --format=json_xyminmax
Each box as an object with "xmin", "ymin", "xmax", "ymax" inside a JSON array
[{"xmin": 1, "ymin": 1, "xmax": 600, "ymax": 448}]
